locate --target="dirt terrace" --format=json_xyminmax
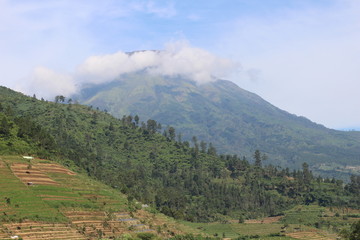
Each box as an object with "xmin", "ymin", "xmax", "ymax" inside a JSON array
[
  {"xmin": 286, "ymin": 229, "xmax": 338, "ymax": 240},
  {"xmin": 3, "ymin": 221, "xmax": 86, "ymax": 240},
  {"xmin": 64, "ymin": 210, "xmax": 154, "ymax": 239},
  {"xmin": 244, "ymin": 216, "xmax": 282, "ymax": 224},
  {"xmin": 0, "ymin": 225, "xmax": 10, "ymax": 240},
  {"xmin": 35, "ymin": 163, "xmax": 76, "ymax": 176},
  {"xmin": 10, "ymin": 163, "xmax": 59, "ymax": 186}
]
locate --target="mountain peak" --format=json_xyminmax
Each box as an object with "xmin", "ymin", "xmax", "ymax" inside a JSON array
[{"xmin": 74, "ymin": 73, "xmax": 360, "ymax": 178}]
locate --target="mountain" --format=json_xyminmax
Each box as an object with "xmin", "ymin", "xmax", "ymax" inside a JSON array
[
  {"xmin": 74, "ymin": 73, "xmax": 360, "ymax": 177},
  {"xmin": 2, "ymin": 85, "xmax": 360, "ymax": 224}
]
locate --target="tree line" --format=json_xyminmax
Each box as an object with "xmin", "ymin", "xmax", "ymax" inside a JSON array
[{"xmin": 0, "ymin": 89, "xmax": 360, "ymax": 223}]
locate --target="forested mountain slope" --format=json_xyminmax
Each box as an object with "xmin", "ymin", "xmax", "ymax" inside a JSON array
[
  {"xmin": 1, "ymin": 86, "xmax": 360, "ymax": 223},
  {"xmin": 75, "ymin": 73, "xmax": 360, "ymax": 178}
]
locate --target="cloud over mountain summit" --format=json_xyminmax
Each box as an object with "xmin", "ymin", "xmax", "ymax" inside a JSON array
[{"xmin": 24, "ymin": 42, "xmax": 238, "ymax": 99}]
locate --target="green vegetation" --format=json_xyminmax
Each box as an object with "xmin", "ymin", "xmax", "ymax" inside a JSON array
[
  {"xmin": 0, "ymin": 158, "xmax": 66, "ymax": 222},
  {"xmin": 0, "ymin": 155, "xmax": 208, "ymax": 239},
  {"xmin": 340, "ymin": 220, "xmax": 360, "ymax": 240},
  {"xmin": 1, "ymin": 86, "xmax": 360, "ymax": 226},
  {"xmin": 181, "ymin": 222, "xmax": 286, "ymax": 239},
  {"xmin": 0, "ymin": 155, "xmax": 130, "ymax": 223},
  {"xmin": 75, "ymin": 73, "xmax": 360, "ymax": 180}
]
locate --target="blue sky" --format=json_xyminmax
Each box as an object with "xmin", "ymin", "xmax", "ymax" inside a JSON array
[{"xmin": 0, "ymin": 0, "xmax": 359, "ymax": 129}]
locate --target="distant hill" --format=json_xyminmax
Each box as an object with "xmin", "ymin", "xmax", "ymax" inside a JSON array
[{"xmin": 74, "ymin": 73, "xmax": 360, "ymax": 178}]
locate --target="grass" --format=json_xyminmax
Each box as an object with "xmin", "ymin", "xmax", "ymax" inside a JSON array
[
  {"xmin": 281, "ymin": 204, "xmax": 326, "ymax": 225},
  {"xmin": 178, "ymin": 205, "xmax": 349, "ymax": 240},
  {"xmin": 0, "ymin": 157, "xmax": 67, "ymax": 222},
  {"xmin": 0, "ymin": 155, "xmax": 131, "ymax": 222},
  {"xmin": 179, "ymin": 221, "xmax": 300, "ymax": 239}
]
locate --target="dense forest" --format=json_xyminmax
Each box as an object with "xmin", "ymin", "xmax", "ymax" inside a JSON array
[{"xmin": 1, "ymin": 86, "xmax": 360, "ymax": 223}]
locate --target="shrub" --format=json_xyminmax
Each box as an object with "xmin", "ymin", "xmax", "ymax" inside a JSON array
[{"xmin": 137, "ymin": 232, "xmax": 156, "ymax": 240}]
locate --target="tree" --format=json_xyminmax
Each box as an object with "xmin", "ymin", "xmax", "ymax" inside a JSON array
[
  {"xmin": 254, "ymin": 150, "xmax": 262, "ymax": 167},
  {"xmin": 254, "ymin": 150, "xmax": 267, "ymax": 168},
  {"xmin": 302, "ymin": 162, "xmax": 312, "ymax": 185},
  {"xmin": 134, "ymin": 115, "xmax": 140, "ymax": 126},
  {"xmin": 341, "ymin": 220, "xmax": 360, "ymax": 240},
  {"xmin": 0, "ymin": 115, "xmax": 11, "ymax": 136},
  {"xmin": 349, "ymin": 221, "xmax": 360, "ymax": 240},
  {"xmin": 200, "ymin": 141, "xmax": 207, "ymax": 153},
  {"xmin": 192, "ymin": 136, "xmax": 198, "ymax": 148},
  {"xmin": 126, "ymin": 115, "xmax": 133, "ymax": 125},
  {"xmin": 168, "ymin": 127, "xmax": 176, "ymax": 141},
  {"xmin": 207, "ymin": 143, "xmax": 217, "ymax": 156},
  {"xmin": 147, "ymin": 119, "xmax": 157, "ymax": 134},
  {"xmin": 54, "ymin": 95, "xmax": 66, "ymax": 103},
  {"xmin": 91, "ymin": 112, "xmax": 98, "ymax": 124}
]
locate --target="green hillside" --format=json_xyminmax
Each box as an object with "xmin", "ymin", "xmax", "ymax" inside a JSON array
[
  {"xmin": 3, "ymin": 156, "xmax": 358, "ymax": 240},
  {"xmin": 0, "ymin": 155, "xmax": 209, "ymax": 240},
  {"xmin": 1, "ymin": 86, "xmax": 360, "ymax": 223},
  {"xmin": 75, "ymin": 73, "xmax": 360, "ymax": 179},
  {"xmin": 1, "ymin": 85, "xmax": 360, "ymax": 239}
]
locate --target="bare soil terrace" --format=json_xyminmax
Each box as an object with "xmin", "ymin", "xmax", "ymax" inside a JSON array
[{"xmin": 10, "ymin": 163, "xmax": 59, "ymax": 186}]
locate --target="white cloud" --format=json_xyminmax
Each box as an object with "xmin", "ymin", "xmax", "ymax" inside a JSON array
[
  {"xmin": 20, "ymin": 67, "xmax": 76, "ymax": 99},
  {"xmin": 151, "ymin": 42, "xmax": 237, "ymax": 83},
  {"xmin": 77, "ymin": 42, "xmax": 238, "ymax": 85},
  {"xmin": 0, "ymin": 0, "xmax": 179, "ymax": 91},
  {"xmin": 14, "ymin": 42, "xmax": 238, "ymax": 99}
]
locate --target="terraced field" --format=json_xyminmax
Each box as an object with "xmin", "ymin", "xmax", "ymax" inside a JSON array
[
  {"xmin": 3, "ymin": 222, "xmax": 86, "ymax": 240},
  {"xmin": 0, "ymin": 158, "xmax": 65, "ymax": 223},
  {"xmin": 0, "ymin": 224, "xmax": 10, "ymax": 240},
  {"xmin": 0, "ymin": 156, "xmax": 187, "ymax": 239},
  {"xmin": 286, "ymin": 230, "xmax": 338, "ymax": 240},
  {"xmin": 11, "ymin": 163, "xmax": 59, "ymax": 186},
  {"xmin": 64, "ymin": 210, "xmax": 154, "ymax": 239}
]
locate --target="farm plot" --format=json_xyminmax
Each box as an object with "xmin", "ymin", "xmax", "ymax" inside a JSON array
[
  {"xmin": 0, "ymin": 224, "xmax": 10, "ymax": 240},
  {"xmin": 10, "ymin": 163, "xmax": 59, "ymax": 186},
  {"xmin": 245, "ymin": 216, "xmax": 283, "ymax": 224},
  {"xmin": 0, "ymin": 160, "xmax": 65, "ymax": 222},
  {"xmin": 7, "ymin": 160, "xmax": 97, "ymax": 210},
  {"xmin": 35, "ymin": 163, "xmax": 76, "ymax": 176},
  {"xmin": 286, "ymin": 230, "xmax": 338, "ymax": 240},
  {"xmin": 133, "ymin": 209, "xmax": 197, "ymax": 236},
  {"xmin": 47, "ymin": 172, "xmax": 128, "ymax": 211},
  {"xmin": 31, "ymin": 185, "xmax": 96, "ymax": 210},
  {"xmin": 4, "ymin": 221, "xmax": 86, "ymax": 240},
  {"xmin": 64, "ymin": 210, "xmax": 154, "ymax": 239}
]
